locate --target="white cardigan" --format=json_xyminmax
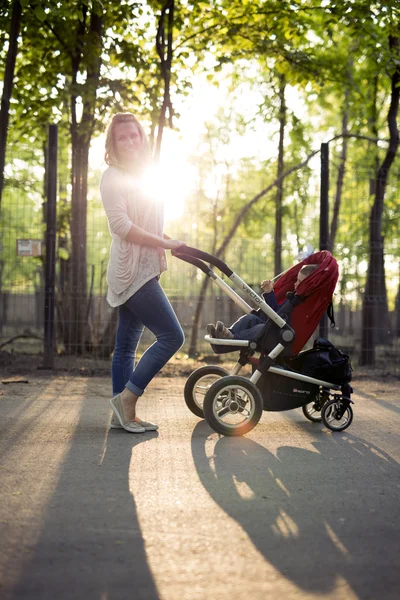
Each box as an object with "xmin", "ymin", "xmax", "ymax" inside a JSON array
[{"xmin": 100, "ymin": 166, "xmax": 167, "ymax": 307}]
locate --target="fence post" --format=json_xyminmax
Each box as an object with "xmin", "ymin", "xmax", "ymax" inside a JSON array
[
  {"xmin": 43, "ymin": 125, "xmax": 58, "ymax": 368},
  {"xmin": 319, "ymin": 142, "xmax": 329, "ymax": 338}
]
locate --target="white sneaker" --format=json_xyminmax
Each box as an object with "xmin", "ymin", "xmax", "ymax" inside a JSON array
[
  {"xmin": 109, "ymin": 395, "xmax": 145, "ymax": 433},
  {"xmin": 136, "ymin": 419, "xmax": 159, "ymax": 431},
  {"xmin": 121, "ymin": 420, "xmax": 146, "ymax": 433},
  {"xmin": 110, "ymin": 413, "xmax": 124, "ymax": 429},
  {"xmin": 110, "ymin": 412, "xmax": 158, "ymax": 431}
]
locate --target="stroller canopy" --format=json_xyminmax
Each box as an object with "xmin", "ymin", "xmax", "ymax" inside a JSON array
[{"xmin": 273, "ymin": 251, "xmax": 339, "ymax": 354}]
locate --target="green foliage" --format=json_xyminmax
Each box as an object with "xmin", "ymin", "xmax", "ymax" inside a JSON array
[
  {"xmin": 1, "ymin": 147, "xmax": 45, "ymax": 293},
  {"xmin": 1, "ymin": 0, "xmax": 400, "ymax": 333}
]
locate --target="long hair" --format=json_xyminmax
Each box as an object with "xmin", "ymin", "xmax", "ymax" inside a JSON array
[{"xmin": 104, "ymin": 112, "xmax": 151, "ymax": 172}]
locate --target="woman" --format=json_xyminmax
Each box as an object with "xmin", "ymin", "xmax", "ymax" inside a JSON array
[{"xmin": 100, "ymin": 112, "xmax": 186, "ymax": 433}]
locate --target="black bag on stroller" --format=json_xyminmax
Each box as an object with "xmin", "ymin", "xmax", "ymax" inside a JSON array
[{"xmin": 288, "ymin": 338, "xmax": 353, "ymax": 384}]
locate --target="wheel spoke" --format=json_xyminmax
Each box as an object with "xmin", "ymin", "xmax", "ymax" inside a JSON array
[
  {"xmin": 195, "ymin": 386, "xmax": 209, "ymax": 395},
  {"xmin": 323, "ymin": 399, "xmax": 352, "ymax": 431},
  {"xmin": 212, "ymin": 385, "xmax": 256, "ymax": 426},
  {"xmin": 204, "ymin": 377, "xmax": 263, "ymax": 435},
  {"xmin": 217, "ymin": 406, "xmax": 231, "ymax": 417}
]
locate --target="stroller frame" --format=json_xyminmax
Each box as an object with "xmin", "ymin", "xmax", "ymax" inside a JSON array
[{"xmin": 176, "ymin": 246, "xmax": 353, "ymax": 436}]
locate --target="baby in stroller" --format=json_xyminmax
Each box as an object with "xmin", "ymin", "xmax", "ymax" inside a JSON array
[
  {"xmin": 206, "ymin": 264, "xmax": 318, "ymax": 342},
  {"xmin": 175, "ymin": 246, "xmax": 353, "ymax": 436}
]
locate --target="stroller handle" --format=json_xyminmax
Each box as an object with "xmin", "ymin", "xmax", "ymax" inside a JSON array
[{"xmin": 173, "ymin": 246, "xmax": 233, "ymax": 278}]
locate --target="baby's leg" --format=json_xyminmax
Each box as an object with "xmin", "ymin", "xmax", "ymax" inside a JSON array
[
  {"xmin": 231, "ymin": 322, "xmax": 266, "ymax": 341},
  {"xmin": 230, "ymin": 313, "xmax": 264, "ymax": 337}
]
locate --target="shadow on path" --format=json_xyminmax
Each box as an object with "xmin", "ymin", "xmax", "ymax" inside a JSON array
[
  {"xmin": 9, "ymin": 397, "xmax": 160, "ymax": 600},
  {"xmin": 352, "ymin": 387, "xmax": 400, "ymax": 415},
  {"xmin": 191, "ymin": 421, "xmax": 400, "ymax": 598}
]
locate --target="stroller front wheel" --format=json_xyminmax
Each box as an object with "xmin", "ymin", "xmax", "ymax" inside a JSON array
[
  {"xmin": 203, "ymin": 376, "xmax": 263, "ymax": 437},
  {"xmin": 321, "ymin": 397, "xmax": 353, "ymax": 432},
  {"xmin": 184, "ymin": 366, "xmax": 229, "ymax": 418}
]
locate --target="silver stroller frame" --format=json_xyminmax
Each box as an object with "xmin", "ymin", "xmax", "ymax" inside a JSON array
[{"xmin": 176, "ymin": 246, "xmax": 353, "ymax": 436}]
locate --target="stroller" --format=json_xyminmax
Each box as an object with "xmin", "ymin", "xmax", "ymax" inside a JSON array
[{"xmin": 175, "ymin": 246, "xmax": 353, "ymax": 437}]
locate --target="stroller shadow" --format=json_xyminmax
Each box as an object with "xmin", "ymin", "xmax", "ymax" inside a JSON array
[
  {"xmin": 9, "ymin": 398, "xmax": 160, "ymax": 600},
  {"xmin": 191, "ymin": 421, "xmax": 400, "ymax": 597}
]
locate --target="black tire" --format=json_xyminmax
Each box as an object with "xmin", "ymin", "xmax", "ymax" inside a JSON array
[
  {"xmin": 302, "ymin": 393, "xmax": 325, "ymax": 422},
  {"xmin": 302, "ymin": 402, "xmax": 322, "ymax": 423},
  {"xmin": 203, "ymin": 375, "xmax": 263, "ymax": 437},
  {"xmin": 321, "ymin": 398, "xmax": 353, "ymax": 432},
  {"xmin": 184, "ymin": 366, "xmax": 229, "ymax": 418}
]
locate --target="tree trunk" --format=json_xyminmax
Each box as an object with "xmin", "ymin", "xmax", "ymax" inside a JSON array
[
  {"xmin": 187, "ymin": 125, "xmax": 224, "ymax": 357},
  {"xmin": 360, "ymin": 34, "xmax": 400, "ymax": 365},
  {"xmin": 293, "ymin": 202, "xmax": 301, "ymax": 254},
  {"xmin": 365, "ymin": 73, "xmax": 390, "ymax": 345},
  {"xmin": 0, "ymin": 0, "xmax": 22, "ymax": 210},
  {"xmin": 274, "ymin": 74, "xmax": 286, "ymax": 276},
  {"xmin": 376, "ymin": 240, "xmax": 392, "ymax": 345},
  {"xmin": 63, "ymin": 8, "xmax": 103, "ymax": 353},
  {"xmin": 68, "ymin": 138, "xmax": 90, "ymax": 352},
  {"xmin": 155, "ymin": 0, "xmax": 174, "ymax": 161},
  {"xmin": 395, "ymin": 261, "xmax": 400, "ymax": 337},
  {"xmin": 329, "ymin": 100, "xmax": 348, "ymax": 251},
  {"xmin": 187, "ymin": 187, "xmax": 220, "ymax": 358},
  {"xmin": 97, "ymin": 308, "xmax": 118, "ymax": 358},
  {"xmin": 188, "ymin": 275, "xmax": 212, "ymax": 358}
]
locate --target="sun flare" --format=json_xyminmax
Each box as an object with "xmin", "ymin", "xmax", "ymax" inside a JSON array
[
  {"xmin": 150, "ymin": 132, "xmax": 194, "ymax": 222},
  {"xmin": 91, "ymin": 129, "xmax": 193, "ymax": 222}
]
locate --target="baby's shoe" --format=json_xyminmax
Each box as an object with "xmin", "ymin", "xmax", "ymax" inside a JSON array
[
  {"xmin": 216, "ymin": 321, "xmax": 234, "ymax": 339},
  {"xmin": 206, "ymin": 323, "xmax": 216, "ymax": 337}
]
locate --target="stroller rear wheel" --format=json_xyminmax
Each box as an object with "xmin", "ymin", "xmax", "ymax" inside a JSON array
[
  {"xmin": 302, "ymin": 391, "xmax": 328, "ymax": 423},
  {"xmin": 321, "ymin": 397, "xmax": 353, "ymax": 432},
  {"xmin": 184, "ymin": 366, "xmax": 229, "ymax": 418},
  {"xmin": 302, "ymin": 400, "xmax": 322, "ymax": 422},
  {"xmin": 203, "ymin": 376, "xmax": 263, "ymax": 437}
]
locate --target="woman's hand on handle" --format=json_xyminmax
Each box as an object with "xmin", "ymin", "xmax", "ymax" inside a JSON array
[
  {"xmin": 125, "ymin": 225, "xmax": 186, "ymax": 251},
  {"xmin": 163, "ymin": 239, "xmax": 187, "ymax": 252}
]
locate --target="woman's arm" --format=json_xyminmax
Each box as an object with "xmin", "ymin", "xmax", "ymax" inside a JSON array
[
  {"xmin": 101, "ymin": 171, "xmax": 185, "ymax": 250},
  {"xmin": 125, "ymin": 223, "xmax": 185, "ymax": 250}
]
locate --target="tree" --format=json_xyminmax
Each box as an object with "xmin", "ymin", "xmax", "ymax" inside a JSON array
[
  {"xmin": 4, "ymin": 0, "xmax": 174, "ymax": 352},
  {"xmin": 154, "ymin": 0, "xmax": 174, "ymax": 160},
  {"xmin": 0, "ymin": 0, "xmax": 22, "ymax": 210},
  {"xmin": 361, "ymin": 30, "xmax": 400, "ymax": 365},
  {"xmin": 273, "ymin": 73, "xmax": 286, "ymax": 276}
]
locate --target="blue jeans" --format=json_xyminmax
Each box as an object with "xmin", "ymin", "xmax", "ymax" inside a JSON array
[
  {"xmin": 230, "ymin": 313, "xmax": 266, "ymax": 341},
  {"xmin": 112, "ymin": 277, "xmax": 184, "ymax": 396}
]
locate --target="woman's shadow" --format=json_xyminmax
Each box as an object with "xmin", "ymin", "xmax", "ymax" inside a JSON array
[
  {"xmin": 10, "ymin": 398, "xmax": 161, "ymax": 600},
  {"xmin": 191, "ymin": 420, "xmax": 400, "ymax": 598}
]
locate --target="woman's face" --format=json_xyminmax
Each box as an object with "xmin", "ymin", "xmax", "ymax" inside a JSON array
[{"xmin": 114, "ymin": 121, "xmax": 142, "ymax": 165}]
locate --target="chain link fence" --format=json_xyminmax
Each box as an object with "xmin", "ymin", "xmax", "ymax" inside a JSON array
[{"xmin": 1, "ymin": 143, "xmax": 399, "ymax": 375}]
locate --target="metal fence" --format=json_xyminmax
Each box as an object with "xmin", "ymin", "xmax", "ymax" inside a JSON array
[{"xmin": 1, "ymin": 132, "xmax": 399, "ymax": 375}]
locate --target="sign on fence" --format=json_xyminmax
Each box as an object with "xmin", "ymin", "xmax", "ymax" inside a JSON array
[{"xmin": 16, "ymin": 239, "xmax": 43, "ymax": 257}]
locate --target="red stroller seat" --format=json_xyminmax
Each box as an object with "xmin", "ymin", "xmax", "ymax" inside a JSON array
[{"xmin": 273, "ymin": 250, "xmax": 339, "ymax": 354}]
